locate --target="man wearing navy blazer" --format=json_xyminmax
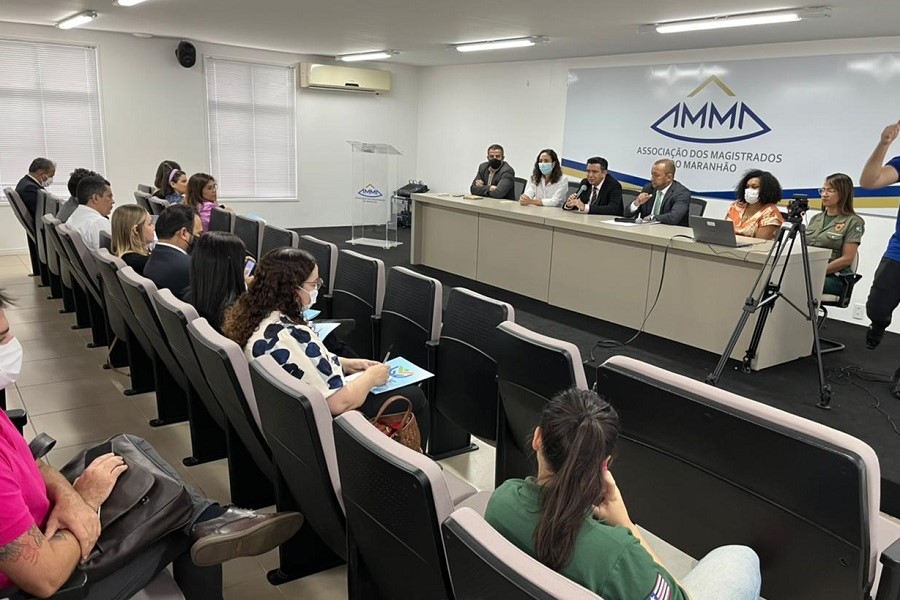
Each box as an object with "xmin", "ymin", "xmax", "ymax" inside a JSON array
[
  {"xmin": 144, "ymin": 204, "xmax": 202, "ymax": 301},
  {"xmin": 563, "ymin": 156, "xmax": 624, "ymax": 215},
  {"xmin": 14, "ymin": 157, "xmax": 56, "ymax": 219},
  {"xmin": 623, "ymin": 158, "xmax": 692, "ymax": 226}
]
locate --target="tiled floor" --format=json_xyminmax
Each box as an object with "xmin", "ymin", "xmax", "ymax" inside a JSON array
[{"xmin": 0, "ymin": 253, "xmax": 496, "ymax": 599}]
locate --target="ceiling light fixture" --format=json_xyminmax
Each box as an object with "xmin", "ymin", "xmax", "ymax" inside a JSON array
[
  {"xmin": 337, "ymin": 50, "xmax": 399, "ymax": 62},
  {"xmin": 115, "ymin": 0, "xmax": 149, "ymax": 6},
  {"xmin": 640, "ymin": 6, "xmax": 831, "ymax": 34},
  {"xmin": 57, "ymin": 10, "xmax": 98, "ymax": 30},
  {"xmin": 453, "ymin": 36, "xmax": 549, "ymax": 53}
]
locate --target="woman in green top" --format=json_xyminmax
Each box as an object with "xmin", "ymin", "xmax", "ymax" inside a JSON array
[
  {"xmin": 485, "ymin": 389, "xmax": 761, "ymax": 600},
  {"xmin": 805, "ymin": 173, "xmax": 865, "ymax": 295}
]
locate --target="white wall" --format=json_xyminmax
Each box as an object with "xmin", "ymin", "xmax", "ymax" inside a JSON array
[
  {"xmin": 417, "ymin": 37, "xmax": 900, "ymax": 332},
  {"xmin": 0, "ymin": 22, "xmax": 420, "ymax": 252}
]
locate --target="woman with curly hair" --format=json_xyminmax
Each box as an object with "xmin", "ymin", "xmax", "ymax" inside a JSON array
[
  {"xmin": 222, "ymin": 248, "xmax": 429, "ymax": 443},
  {"xmin": 725, "ymin": 169, "xmax": 785, "ymax": 240}
]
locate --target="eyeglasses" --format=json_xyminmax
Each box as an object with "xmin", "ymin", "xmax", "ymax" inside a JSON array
[
  {"xmin": 818, "ymin": 187, "xmax": 836, "ymax": 195},
  {"xmin": 301, "ymin": 277, "xmax": 324, "ymax": 290}
]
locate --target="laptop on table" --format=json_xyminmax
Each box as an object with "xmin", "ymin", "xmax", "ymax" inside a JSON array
[{"xmin": 689, "ymin": 215, "xmax": 766, "ymax": 248}]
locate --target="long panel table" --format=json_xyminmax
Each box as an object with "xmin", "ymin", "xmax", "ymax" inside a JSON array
[{"xmin": 411, "ymin": 193, "xmax": 831, "ymax": 370}]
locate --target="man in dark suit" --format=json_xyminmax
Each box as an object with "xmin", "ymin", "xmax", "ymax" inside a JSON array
[
  {"xmin": 144, "ymin": 204, "xmax": 202, "ymax": 301},
  {"xmin": 623, "ymin": 158, "xmax": 692, "ymax": 226},
  {"xmin": 470, "ymin": 144, "xmax": 516, "ymax": 200},
  {"xmin": 15, "ymin": 158, "xmax": 56, "ymax": 219},
  {"xmin": 563, "ymin": 156, "xmax": 624, "ymax": 215}
]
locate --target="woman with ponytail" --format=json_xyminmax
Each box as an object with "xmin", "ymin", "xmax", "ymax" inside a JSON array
[{"xmin": 486, "ymin": 388, "xmax": 761, "ymax": 600}]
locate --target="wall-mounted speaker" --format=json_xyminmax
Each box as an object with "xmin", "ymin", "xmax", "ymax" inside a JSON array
[{"xmin": 175, "ymin": 41, "xmax": 196, "ymax": 68}]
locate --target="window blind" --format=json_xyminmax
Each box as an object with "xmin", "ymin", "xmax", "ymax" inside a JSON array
[
  {"xmin": 0, "ymin": 39, "xmax": 106, "ymax": 199},
  {"xmin": 205, "ymin": 57, "xmax": 297, "ymax": 200}
]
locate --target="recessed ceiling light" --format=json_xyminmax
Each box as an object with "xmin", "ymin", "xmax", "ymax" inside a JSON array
[
  {"xmin": 57, "ymin": 10, "xmax": 98, "ymax": 30},
  {"xmin": 336, "ymin": 50, "xmax": 399, "ymax": 62},
  {"xmin": 453, "ymin": 36, "xmax": 549, "ymax": 53},
  {"xmin": 115, "ymin": 0, "xmax": 149, "ymax": 5},
  {"xmin": 640, "ymin": 6, "xmax": 831, "ymax": 34}
]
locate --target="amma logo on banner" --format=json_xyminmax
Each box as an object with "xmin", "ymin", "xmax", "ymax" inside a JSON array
[
  {"xmin": 357, "ymin": 184, "xmax": 384, "ymax": 199},
  {"xmin": 650, "ymin": 76, "xmax": 771, "ymax": 144}
]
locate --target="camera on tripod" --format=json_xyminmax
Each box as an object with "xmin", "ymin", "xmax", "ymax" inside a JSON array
[{"xmin": 787, "ymin": 194, "xmax": 809, "ymax": 223}]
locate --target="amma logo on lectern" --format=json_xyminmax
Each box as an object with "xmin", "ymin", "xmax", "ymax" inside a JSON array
[{"xmin": 650, "ymin": 76, "xmax": 772, "ymax": 144}]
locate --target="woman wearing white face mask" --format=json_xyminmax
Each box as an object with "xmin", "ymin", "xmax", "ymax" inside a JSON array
[
  {"xmin": 221, "ymin": 248, "xmax": 430, "ymax": 443},
  {"xmin": 725, "ymin": 169, "xmax": 785, "ymax": 240},
  {"xmin": 520, "ymin": 149, "xmax": 569, "ymax": 207},
  {"xmin": 0, "ymin": 291, "xmax": 23, "ymax": 391}
]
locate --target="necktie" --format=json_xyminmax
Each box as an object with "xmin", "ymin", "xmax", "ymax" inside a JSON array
[
  {"xmin": 589, "ymin": 187, "xmax": 598, "ymax": 205},
  {"xmin": 651, "ymin": 190, "xmax": 664, "ymax": 216}
]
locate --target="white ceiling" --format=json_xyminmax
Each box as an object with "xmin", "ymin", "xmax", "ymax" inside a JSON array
[{"xmin": 1, "ymin": 1, "xmax": 899, "ymax": 66}]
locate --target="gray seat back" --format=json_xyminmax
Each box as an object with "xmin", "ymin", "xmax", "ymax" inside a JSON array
[{"xmin": 259, "ymin": 223, "xmax": 299, "ymax": 258}]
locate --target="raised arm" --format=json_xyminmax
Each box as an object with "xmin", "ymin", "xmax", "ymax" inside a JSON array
[{"xmin": 860, "ymin": 121, "xmax": 900, "ymax": 189}]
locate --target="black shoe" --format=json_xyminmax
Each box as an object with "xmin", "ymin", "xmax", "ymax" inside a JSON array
[
  {"xmin": 866, "ymin": 324, "xmax": 886, "ymax": 349},
  {"xmin": 893, "ymin": 368, "xmax": 900, "ymax": 400}
]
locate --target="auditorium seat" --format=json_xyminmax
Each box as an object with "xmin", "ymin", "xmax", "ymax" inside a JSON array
[
  {"xmin": 134, "ymin": 190, "xmax": 154, "ymax": 214},
  {"xmin": 428, "ymin": 288, "xmax": 514, "ymax": 459},
  {"xmin": 300, "ymin": 235, "xmax": 338, "ymax": 317},
  {"xmin": 148, "ymin": 196, "xmax": 169, "ymax": 217},
  {"xmin": 333, "ymin": 410, "xmax": 489, "ymax": 599},
  {"xmin": 151, "ymin": 288, "xmax": 229, "ymax": 466},
  {"xmin": 34, "ymin": 189, "xmax": 55, "ymax": 287},
  {"xmin": 187, "ymin": 318, "xmax": 274, "ymax": 509},
  {"xmin": 376, "ymin": 266, "xmax": 441, "ymax": 373},
  {"xmin": 92, "ymin": 249, "xmax": 155, "ymax": 395},
  {"xmin": 37, "ymin": 190, "xmax": 63, "ymax": 299},
  {"xmin": 0, "ymin": 563, "xmax": 201, "ymax": 599},
  {"xmin": 88, "ymin": 248, "xmax": 129, "ymax": 370},
  {"xmin": 233, "ymin": 214, "xmax": 265, "ymax": 259},
  {"xmin": 57, "ymin": 224, "xmax": 109, "ymax": 348},
  {"xmin": 3, "ymin": 187, "xmax": 40, "ymax": 277},
  {"xmin": 117, "ymin": 267, "xmax": 191, "ymax": 428},
  {"xmin": 136, "ymin": 183, "xmax": 156, "ymax": 195},
  {"xmin": 208, "ymin": 206, "xmax": 234, "ymax": 234},
  {"xmin": 330, "ymin": 250, "xmax": 384, "ymax": 359},
  {"xmin": 98, "ymin": 230, "xmax": 112, "ymax": 252},
  {"xmin": 44, "ymin": 214, "xmax": 84, "ymax": 318},
  {"xmin": 442, "ymin": 507, "xmax": 603, "ymax": 600},
  {"xmin": 596, "ymin": 355, "xmax": 900, "ymax": 600},
  {"xmin": 249, "ymin": 355, "xmax": 348, "ymax": 580},
  {"xmin": 259, "ymin": 223, "xmax": 299, "ymax": 257},
  {"xmin": 494, "ymin": 321, "xmax": 588, "ymax": 486}
]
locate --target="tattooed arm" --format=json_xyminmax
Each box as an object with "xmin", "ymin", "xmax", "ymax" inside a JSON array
[{"xmin": 0, "ymin": 524, "xmax": 81, "ymax": 598}]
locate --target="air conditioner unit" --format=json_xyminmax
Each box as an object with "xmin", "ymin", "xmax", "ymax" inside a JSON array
[{"xmin": 299, "ymin": 63, "xmax": 391, "ymax": 93}]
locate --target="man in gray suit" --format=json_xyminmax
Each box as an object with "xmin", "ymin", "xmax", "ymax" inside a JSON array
[
  {"xmin": 623, "ymin": 158, "xmax": 692, "ymax": 226},
  {"xmin": 470, "ymin": 144, "xmax": 516, "ymax": 200}
]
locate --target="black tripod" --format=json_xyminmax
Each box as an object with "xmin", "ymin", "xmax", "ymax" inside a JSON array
[{"xmin": 706, "ymin": 212, "xmax": 833, "ymax": 409}]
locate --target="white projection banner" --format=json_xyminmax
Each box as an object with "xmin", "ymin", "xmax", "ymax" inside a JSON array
[{"xmin": 561, "ymin": 53, "xmax": 900, "ymax": 213}]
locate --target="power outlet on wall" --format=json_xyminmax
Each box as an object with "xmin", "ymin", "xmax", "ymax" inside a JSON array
[{"xmin": 852, "ymin": 303, "xmax": 865, "ymax": 320}]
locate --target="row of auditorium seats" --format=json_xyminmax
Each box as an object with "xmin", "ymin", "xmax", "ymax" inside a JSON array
[{"xmin": 6, "ymin": 183, "xmax": 900, "ymax": 599}]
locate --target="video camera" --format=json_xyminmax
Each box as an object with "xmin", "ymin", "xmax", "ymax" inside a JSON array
[{"xmin": 787, "ymin": 194, "xmax": 809, "ymax": 223}]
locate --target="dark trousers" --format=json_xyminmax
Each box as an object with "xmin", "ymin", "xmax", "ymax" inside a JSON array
[
  {"xmin": 358, "ymin": 384, "xmax": 430, "ymax": 447},
  {"xmin": 866, "ymin": 258, "xmax": 900, "ymax": 328}
]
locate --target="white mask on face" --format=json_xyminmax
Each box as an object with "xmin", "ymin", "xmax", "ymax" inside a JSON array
[
  {"xmin": 42, "ymin": 176, "xmax": 54, "ymax": 188},
  {"xmin": 744, "ymin": 188, "xmax": 760, "ymax": 204},
  {"xmin": 0, "ymin": 337, "xmax": 24, "ymax": 390},
  {"xmin": 306, "ymin": 289, "xmax": 318, "ymax": 309}
]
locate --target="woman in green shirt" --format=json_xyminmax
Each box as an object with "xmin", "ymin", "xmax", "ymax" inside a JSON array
[
  {"xmin": 485, "ymin": 389, "xmax": 761, "ymax": 600},
  {"xmin": 805, "ymin": 173, "xmax": 865, "ymax": 295}
]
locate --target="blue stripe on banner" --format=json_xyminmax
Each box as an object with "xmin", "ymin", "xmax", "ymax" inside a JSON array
[{"xmin": 561, "ymin": 158, "xmax": 900, "ymax": 200}]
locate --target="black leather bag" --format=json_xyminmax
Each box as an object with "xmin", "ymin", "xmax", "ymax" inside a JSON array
[{"xmin": 57, "ymin": 434, "xmax": 194, "ymax": 579}]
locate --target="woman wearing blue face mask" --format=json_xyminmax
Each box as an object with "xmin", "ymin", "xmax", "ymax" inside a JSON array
[{"xmin": 520, "ymin": 149, "xmax": 568, "ymax": 207}]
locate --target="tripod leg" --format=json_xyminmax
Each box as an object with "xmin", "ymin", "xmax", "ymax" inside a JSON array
[{"xmin": 798, "ymin": 235, "xmax": 833, "ymax": 408}]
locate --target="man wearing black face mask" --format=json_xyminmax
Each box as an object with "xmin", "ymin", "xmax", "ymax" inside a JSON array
[
  {"xmin": 471, "ymin": 143, "xmax": 516, "ymax": 200},
  {"xmin": 144, "ymin": 204, "xmax": 202, "ymax": 301}
]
